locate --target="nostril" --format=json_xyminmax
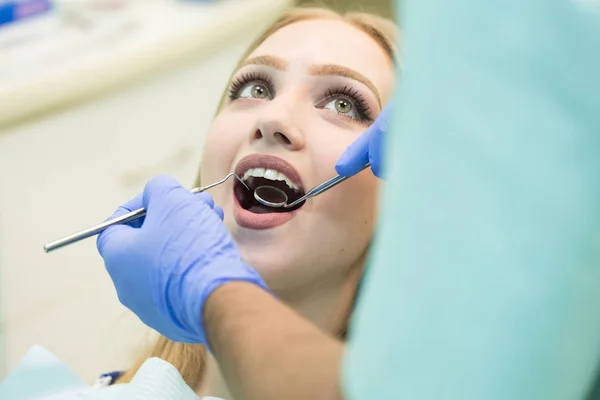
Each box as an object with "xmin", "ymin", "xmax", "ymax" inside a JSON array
[
  {"xmin": 253, "ymin": 130, "xmax": 263, "ymax": 140},
  {"xmin": 274, "ymin": 132, "xmax": 291, "ymax": 145}
]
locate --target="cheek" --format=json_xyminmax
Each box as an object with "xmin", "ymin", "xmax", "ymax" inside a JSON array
[
  {"xmin": 307, "ymin": 173, "xmax": 379, "ymax": 276},
  {"xmin": 200, "ymin": 116, "xmax": 244, "ymax": 200},
  {"xmin": 326, "ymin": 173, "xmax": 379, "ymax": 239},
  {"xmin": 305, "ymin": 123, "xmax": 378, "ymax": 256},
  {"xmin": 309, "ymin": 122, "xmax": 378, "ymax": 217}
]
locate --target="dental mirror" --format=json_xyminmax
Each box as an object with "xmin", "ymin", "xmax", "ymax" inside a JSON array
[
  {"xmin": 254, "ymin": 185, "xmax": 289, "ymax": 208},
  {"xmin": 254, "ymin": 163, "xmax": 371, "ymax": 210}
]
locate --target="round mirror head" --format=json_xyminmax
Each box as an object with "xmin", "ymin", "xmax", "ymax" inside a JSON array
[{"xmin": 253, "ymin": 185, "xmax": 288, "ymax": 208}]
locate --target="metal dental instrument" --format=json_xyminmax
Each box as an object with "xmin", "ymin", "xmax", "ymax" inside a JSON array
[
  {"xmin": 253, "ymin": 186, "xmax": 290, "ymax": 208},
  {"xmin": 43, "ymin": 173, "xmax": 249, "ymax": 253},
  {"xmin": 254, "ymin": 163, "xmax": 370, "ymax": 209}
]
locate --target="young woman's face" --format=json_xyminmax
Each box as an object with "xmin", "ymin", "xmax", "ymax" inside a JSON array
[{"xmin": 201, "ymin": 19, "xmax": 395, "ymax": 291}]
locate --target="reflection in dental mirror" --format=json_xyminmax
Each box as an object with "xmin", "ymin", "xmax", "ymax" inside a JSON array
[{"xmin": 254, "ymin": 185, "xmax": 289, "ymax": 208}]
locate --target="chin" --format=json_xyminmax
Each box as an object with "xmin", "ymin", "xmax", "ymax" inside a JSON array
[
  {"xmin": 238, "ymin": 240, "xmax": 289, "ymax": 267},
  {"xmin": 239, "ymin": 250, "xmax": 294, "ymax": 284}
]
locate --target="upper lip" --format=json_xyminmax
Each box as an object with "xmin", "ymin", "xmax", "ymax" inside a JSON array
[{"xmin": 234, "ymin": 154, "xmax": 304, "ymax": 191}]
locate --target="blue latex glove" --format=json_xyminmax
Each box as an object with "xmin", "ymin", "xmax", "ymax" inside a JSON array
[
  {"xmin": 335, "ymin": 100, "xmax": 395, "ymax": 178},
  {"xmin": 96, "ymin": 175, "xmax": 269, "ymax": 344}
]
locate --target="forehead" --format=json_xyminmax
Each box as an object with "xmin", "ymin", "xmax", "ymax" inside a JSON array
[{"xmin": 247, "ymin": 19, "xmax": 395, "ymax": 103}]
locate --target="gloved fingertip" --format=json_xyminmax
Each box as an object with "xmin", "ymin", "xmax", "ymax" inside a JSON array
[
  {"xmin": 370, "ymin": 162, "xmax": 382, "ymax": 178},
  {"xmin": 336, "ymin": 150, "xmax": 368, "ymax": 177},
  {"xmin": 369, "ymin": 136, "xmax": 384, "ymax": 179},
  {"xmin": 96, "ymin": 225, "xmax": 134, "ymax": 259},
  {"xmin": 335, "ymin": 161, "xmax": 358, "ymax": 177},
  {"xmin": 143, "ymin": 175, "xmax": 187, "ymax": 209},
  {"xmin": 118, "ymin": 194, "xmax": 144, "ymax": 214},
  {"xmin": 195, "ymin": 192, "xmax": 215, "ymax": 209},
  {"xmin": 106, "ymin": 194, "xmax": 145, "ymax": 229},
  {"xmin": 147, "ymin": 174, "xmax": 182, "ymax": 190},
  {"xmin": 214, "ymin": 205, "xmax": 225, "ymax": 221},
  {"xmin": 335, "ymin": 151, "xmax": 361, "ymax": 177},
  {"xmin": 336, "ymin": 128, "xmax": 372, "ymax": 176}
]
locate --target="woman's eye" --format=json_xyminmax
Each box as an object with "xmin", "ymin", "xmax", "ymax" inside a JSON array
[
  {"xmin": 323, "ymin": 98, "xmax": 357, "ymax": 118},
  {"xmin": 239, "ymin": 83, "xmax": 271, "ymax": 99}
]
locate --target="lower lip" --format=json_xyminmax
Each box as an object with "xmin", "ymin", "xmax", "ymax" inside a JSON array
[{"xmin": 233, "ymin": 193, "xmax": 297, "ymax": 230}]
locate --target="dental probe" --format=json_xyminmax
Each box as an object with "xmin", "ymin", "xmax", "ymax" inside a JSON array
[{"xmin": 43, "ymin": 173, "xmax": 248, "ymax": 253}]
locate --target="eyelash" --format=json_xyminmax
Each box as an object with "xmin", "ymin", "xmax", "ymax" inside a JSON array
[
  {"xmin": 227, "ymin": 74, "xmax": 373, "ymax": 123},
  {"xmin": 228, "ymin": 72, "xmax": 274, "ymax": 100},
  {"xmin": 322, "ymin": 86, "xmax": 373, "ymax": 123}
]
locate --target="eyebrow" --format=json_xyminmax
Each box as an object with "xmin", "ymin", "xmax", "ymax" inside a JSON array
[
  {"xmin": 241, "ymin": 55, "xmax": 289, "ymax": 70},
  {"xmin": 241, "ymin": 55, "xmax": 382, "ymax": 109}
]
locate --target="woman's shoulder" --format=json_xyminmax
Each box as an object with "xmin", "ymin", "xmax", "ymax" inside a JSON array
[
  {"xmin": 92, "ymin": 371, "xmax": 125, "ymax": 388},
  {"xmin": 93, "ymin": 371, "xmax": 225, "ymax": 399}
]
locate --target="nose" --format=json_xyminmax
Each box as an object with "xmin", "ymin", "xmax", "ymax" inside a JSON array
[{"xmin": 251, "ymin": 99, "xmax": 305, "ymax": 151}]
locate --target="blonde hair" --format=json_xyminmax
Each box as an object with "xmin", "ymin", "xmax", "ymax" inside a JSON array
[{"xmin": 116, "ymin": 5, "xmax": 398, "ymax": 388}]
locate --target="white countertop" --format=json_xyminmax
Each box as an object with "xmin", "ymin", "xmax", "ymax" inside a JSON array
[{"xmin": 0, "ymin": 0, "xmax": 292, "ymax": 130}]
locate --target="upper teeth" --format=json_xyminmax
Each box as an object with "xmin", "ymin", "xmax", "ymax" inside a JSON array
[{"xmin": 242, "ymin": 168, "xmax": 301, "ymax": 192}]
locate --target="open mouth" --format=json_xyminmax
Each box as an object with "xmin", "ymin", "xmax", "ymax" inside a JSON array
[{"xmin": 234, "ymin": 156, "xmax": 306, "ymax": 214}]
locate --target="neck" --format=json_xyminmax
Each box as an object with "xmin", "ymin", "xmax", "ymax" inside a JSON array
[{"xmin": 195, "ymin": 255, "xmax": 365, "ymax": 399}]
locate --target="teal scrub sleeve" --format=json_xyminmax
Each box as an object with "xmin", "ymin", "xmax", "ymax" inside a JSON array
[{"xmin": 343, "ymin": 1, "xmax": 600, "ymax": 399}]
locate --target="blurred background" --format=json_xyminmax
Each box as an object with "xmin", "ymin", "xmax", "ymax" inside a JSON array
[{"xmin": 0, "ymin": 0, "xmax": 392, "ymax": 383}]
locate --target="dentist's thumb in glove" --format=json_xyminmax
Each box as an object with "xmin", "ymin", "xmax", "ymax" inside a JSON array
[{"xmin": 335, "ymin": 100, "xmax": 394, "ymax": 178}]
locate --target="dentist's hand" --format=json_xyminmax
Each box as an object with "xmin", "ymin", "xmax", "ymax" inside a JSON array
[
  {"xmin": 96, "ymin": 175, "xmax": 269, "ymax": 344},
  {"xmin": 335, "ymin": 100, "xmax": 395, "ymax": 178}
]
